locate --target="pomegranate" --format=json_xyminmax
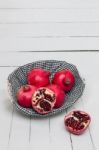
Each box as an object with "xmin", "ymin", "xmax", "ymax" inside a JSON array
[
  {"xmin": 64, "ymin": 110, "xmax": 91, "ymax": 135},
  {"xmin": 27, "ymin": 68, "xmax": 50, "ymax": 88},
  {"xmin": 17, "ymin": 85, "xmax": 37, "ymax": 108},
  {"xmin": 32, "ymin": 87, "xmax": 56, "ymax": 114},
  {"xmin": 52, "ymin": 69, "xmax": 75, "ymax": 92},
  {"xmin": 47, "ymin": 84, "xmax": 65, "ymax": 108}
]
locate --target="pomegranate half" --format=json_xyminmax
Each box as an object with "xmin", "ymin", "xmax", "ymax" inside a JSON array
[
  {"xmin": 64, "ymin": 110, "xmax": 91, "ymax": 135},
  {"xmin": 32, "ymin": 87, "xmax": 56, "ymax": 115}
]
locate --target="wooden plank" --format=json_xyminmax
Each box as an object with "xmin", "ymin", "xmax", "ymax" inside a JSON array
[
  {"xmin": 0, "ymin": 0, "xmax": 99, "ymax": 9},
  {"xmin": 0, "ymin": 9, "xmax": 99, "ymax": 23},
  {"xmin": 0, "ymin": 37, "xmax": 99, "ymax": 51},
  {"xmin": 66, "ymin": 99, "xmax": 94, "ymax": 150},
  {"xmin": 0, "ymin": 52, "xmax": 99, "ymax": 150},
  {"xmin": 8, "ymin": 109, "xmax": 30, "ymax": 150},
  {"xmin": 0, "ymin": 67, "xmax": 14, "ymax": 150},
  {"xmin": 0, "ymin": 51, "xmax": 98, "ymax": 66},
  {"xmin": 0, "ymin": 23, "xmax": 99, "ymax": 38},
  {"xmin": 49, "ymin": 112, "xmax": 72, "ymax": 150},
  {"xmin": 0, "ymin": 90, "xmax": 13, "ymax": 150},
  {"xmin": 30, "ymin": 118, "xmax": 50, "ymax": 150}
]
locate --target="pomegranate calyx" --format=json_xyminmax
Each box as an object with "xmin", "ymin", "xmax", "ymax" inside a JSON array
[
  {"xmin": 64, "ymin": 78, "xmax": 71, "ymax": 85},
  {"xmin": 23, "ymin": 85, "xmax": 31, "ymax": 92}
]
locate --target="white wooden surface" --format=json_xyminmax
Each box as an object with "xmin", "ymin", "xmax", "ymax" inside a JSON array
[
  {"xmin": 0, "ymin": 0, "xmax": 99, "ymax": 149},
  {"xmin": 0, "ymin": 52, "xmax": 98, "ymax": 150},
  {"xmin": 0, "ymin": 0, "xmax": 99, "ymax": 51}
]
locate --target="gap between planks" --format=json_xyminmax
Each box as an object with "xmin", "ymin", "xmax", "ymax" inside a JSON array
[
  {"xmin": 0, "ymin": 8, "xmax": 99, "ymax": 10},
  {"xmin": 1, "ymin": 22, "xmax": 99, "ymax": 24},
  {"xmin": 81, "ymin": 98, "xmax": 96, "ymax": 150},
  {"xmin": 0, "ymin": 50, "xmax": 99, "ymax": 53}
]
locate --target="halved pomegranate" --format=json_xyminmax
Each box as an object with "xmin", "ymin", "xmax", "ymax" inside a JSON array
[
  {"xmin": 32, "ymin": 87, "xmax": 56, "ymax": 115},
  {"xmin": 64, "ymin": 110, "xmax": 91, "ymax": 135},
  {"xmin": 52, "ymin": 69, "xmax": 75, "ymax": 92},
  {"xmin": 17, "ymin": 85, "xmax": 37, "ymax": 108}
]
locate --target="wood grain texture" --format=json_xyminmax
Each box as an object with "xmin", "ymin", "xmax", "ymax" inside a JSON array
[{"xmin": 0, "ymin": 2, "xmax": 99, "ymax": 51}]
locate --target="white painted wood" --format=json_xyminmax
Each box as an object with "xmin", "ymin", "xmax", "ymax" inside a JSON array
[
  {"xmin": 0, "ymin": 0, "xmax": 99, "ymax": 9},
  {"xmin": 0, "ymin": 0, "xmax": 99, "ymax": 148},
  {"xmin": 0, "ymin": 23, "xmax": 99, "ymax": 38},
  {"xmin": 0, "ymin": 37, "xmax": 99, "ymax": 51},
  {"xmin": 0, "ymin": 90, "xmax": 13, "ymax": 150},
  {"xmin": 0, "ymin": 52, "xmax": 99, "ymax": 150},
  {"xmin": 30, "ymin": 118, "xmax": 50, "ymax": 150},
  {"xmin": 49, "ymin": 112, "xmax": 72, "ymax": 150},
  {"xmin": 8, "ymin": 109, "xmax": 30, "ymax": 150},
  {"xmin": 0, "ymin": 68, "xmax": 14, "ymax": 150},
  {"xmin": 67, "ymin": 99, "xmax": 94, "ymax": 150},
  {"xmin": 0, "ymin": 9, "xmax": 99, "ymax": 23},
  {"xmin": 0, "ymin": 51, "xmax": 98, "ymax": 66}
]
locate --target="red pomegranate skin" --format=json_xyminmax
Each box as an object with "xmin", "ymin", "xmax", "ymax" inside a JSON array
[
  {"xmin": 17, "ymin": 85, "xmax": 37, "ymax": 108},
  {"xmin": 64, "ymin": 110, "xmax": 91, "ymax": 135},
  {"xmin": 47, "ymin": 84, "xmax": 65, "ymax": 108},
  {"xmin": 27, "ymin": 68, "xmax": 50, "ymax": 88},
  {"xmin": 52, "ymin": 69, "xmax": 75, "ymax": 92}
]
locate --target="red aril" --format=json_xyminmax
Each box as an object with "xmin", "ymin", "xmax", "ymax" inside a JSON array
[
  {"xmin": 27, "ymin": 68, "xmax": 50, "ymax": 88},
  {"xmin": 17, "ymin": 85, "xmax": 37, "ymax": 108},
  {"xmin": 47, "ymin": 84, "xmax": 65, "ymax": 108},
  {"xmin": 52, "ymin": 69, "xmax": 75, "ymax": 92},
  {"xmin": 64, "ymin": 110, "xmax": 91, "ymax": 135},
  {"xmin": 32, "ymin": 87, "xmax": 56, "ymax": 114}
]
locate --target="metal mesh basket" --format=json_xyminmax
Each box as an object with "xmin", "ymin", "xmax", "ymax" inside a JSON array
[{"xmin": 7, "ymin": 60, "xmax": 85, "ymax": 118}]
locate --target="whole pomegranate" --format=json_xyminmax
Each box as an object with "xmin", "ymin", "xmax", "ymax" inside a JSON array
[
  {"xmin": 17, "ymin": 85, "xmax": 37, "ymax": 108},
  {"xmin": 52, "ymin": 69, "xmax": 75, "ymax": 92},
  {"xmin": 27, "ymin": 68, "xmax": 50, "ymax": 88},
  {"xmin": 32, "ymin": 87, "xmax": 56, "ymax": 115},
  {"xmin": 47, "ymin": 84, "xmax": 65, "ymax": 108},
  {"xmin": 64, "ymin": 110, "xmax": 91, "ymax": 135}
]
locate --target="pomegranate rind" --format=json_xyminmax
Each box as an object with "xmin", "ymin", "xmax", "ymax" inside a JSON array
[
  {"xmin": 27, "ymin": 68, "xmax": 50, "ymax": 87},
  {"xmin": 64, "ymin": 110, "xmax": 91, "ymax": 135},
  {"xmin": 17, "ymin": 85, "xmax": 37, "ymax": 108},
  {"xmin": 32, "ymin": 87, "xmax": 56, "ymax": 115},
  {"xmin": 47, "ymin": 84, "xmax": 65, "ymax": 108},
  {"xmin": 53, "ymin": 69, "xmax": 75, "ymax": 92}
]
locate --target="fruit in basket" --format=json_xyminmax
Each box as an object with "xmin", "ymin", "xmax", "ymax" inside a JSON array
[
  {"xmin": 64, "ymin": 110, "xmax": 91, "ymax": 135},
  {"xmin": 17, "ymin": 85, "xmax": 37, "ymax": 108},
  {"xmin": 32, "ymin": 87, "xmax": 56, "ymax": 114},
  {"xmin": 52, "ymin": 69, "xmax": 75, "ymax": 92},
  {"xmin": 27, "ymin": 68, "xmax": 50, "ymax": 88},
  {"xmin": 47, "ymin": 84, "xmax": 65, "ymax": 108}
]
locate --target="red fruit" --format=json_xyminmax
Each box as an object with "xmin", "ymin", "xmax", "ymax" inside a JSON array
[
  {"xmin": 27, "ymin": 68, "xmax": 50, "ymax": 88},
  {"xmin": 64, "ymin": 110, "xmax": 91, "ymax": 135},
  {"xmin": 47, "ymin": 84, "xmax": 65, "ymax": 108},
  {"xmin": 32, "ymin": 87, "xmax": 56, "ymax": 115},
  {"xmin": 17, "ymin": 85, "xmax": 37, "ymax": 108},
  {"xmin": 52, "ymin": 69, "xmax": 75, "ymax": 92}
]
